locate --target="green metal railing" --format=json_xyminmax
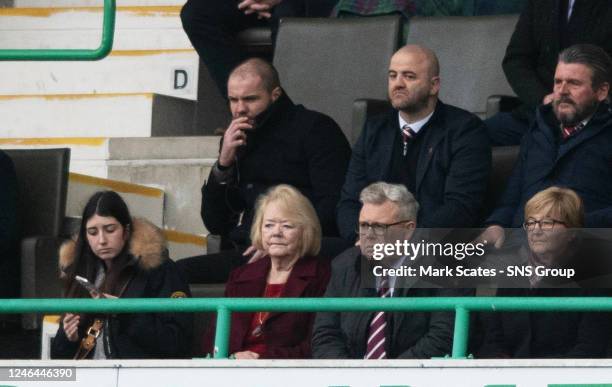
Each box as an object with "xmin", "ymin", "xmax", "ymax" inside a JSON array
[
  {"xmin": 0, "ymin": 0, "xmax": 115, "ymax": 61},
  {"xmin": 3, "ymin": 296, "xmax": 612, "ymax": 359}
]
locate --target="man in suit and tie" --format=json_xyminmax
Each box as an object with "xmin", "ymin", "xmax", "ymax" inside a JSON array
[
  {"xmin": 480, "ymin": 43, "xmax": 612, "ymax": 248},
  {"xmin": 312, "ymin": 182, "xmax": 463, "ymax": 359},
  {"xmin": 337, "ymin": 44, "xmax": 491, "ymax": 243}
]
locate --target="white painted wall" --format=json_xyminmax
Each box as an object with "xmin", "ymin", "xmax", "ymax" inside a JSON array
[
  {"xmin": 0, "ymin": 52, "xmax": 198, "ymax": 98},
  {"xmin": 0, "ymin": 94, "xmax": 154, "ymax": 137}
]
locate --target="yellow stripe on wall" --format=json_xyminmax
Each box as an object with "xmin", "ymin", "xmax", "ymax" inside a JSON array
[
  {"xmin": 0, "ymin": 6, "xmax": 180, "ymax": 17},
  {"xmin": 70, "ymin": 173, "xmax": 164, "ymax": 198},
  {"xmin": 0, "ymin": 137, "xmax": 107, "ymax": 146},
  {"xmin": 164, "ymin": 230, "xmax": 207, "ymax": 247},
  {"xmin": 0, "ymin": 93, "xmax": 152, "ymax": 101}
]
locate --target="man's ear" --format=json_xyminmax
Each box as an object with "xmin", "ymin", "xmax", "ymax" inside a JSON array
[
  {"xmin": 271, "ymin": 86, "xmax": 282, "ymax": 102},
  {"xmin": 596, "ymin": 82, "xmax": 610, "ymax": 102},
  {"xmin": 430, "ymin": 76, "xmax": 441, "ymax": 96}
]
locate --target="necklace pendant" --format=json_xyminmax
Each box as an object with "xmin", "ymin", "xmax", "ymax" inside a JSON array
[{"xmin": 252, "ymin": 324, "xmax": 263, "ymax": 337}]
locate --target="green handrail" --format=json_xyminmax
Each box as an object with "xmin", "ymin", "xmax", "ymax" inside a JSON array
[
  {"xmin": 2, "ymin": 297, "xmax": 611, "ymax": 359},
  {"xmin": 0, "ymin": 0, "xmax": 115, "ymax": 61}
]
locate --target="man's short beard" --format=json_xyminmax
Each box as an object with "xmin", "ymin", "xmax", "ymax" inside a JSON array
[
  {"xmin": 553, "ymin": 98, "xmax": 599, "ymax": 126},
  {"xmin": 391, "ymin": 96, "xmax": 429, "ymax": 114}
]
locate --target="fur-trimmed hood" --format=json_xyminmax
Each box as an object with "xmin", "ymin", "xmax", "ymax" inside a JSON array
[{"xmin": 59, "ymin": 217, "xmax": 167, "ymax": 274}]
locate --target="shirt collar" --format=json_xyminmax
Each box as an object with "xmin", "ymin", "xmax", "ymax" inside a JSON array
[
  {"xmin": 560, "ymin": 116, "xmax": 590, "ymax": 132},
  {"xmin": 398, "ymin": 110, "xmax": 434, "ymax": 135},
  {"xmin": 568, "ymin": 0, "xmax": 575, "ymax": 20},
  {"xmin": 376, "ymin": 255, "xmax": 408, "ymax": 296}
]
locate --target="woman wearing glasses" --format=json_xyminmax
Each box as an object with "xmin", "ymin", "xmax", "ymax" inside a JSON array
[
  {"xmin": 479, "ymin": 186, "xmax": 610, "ymax": 358},
  {"xmin": 203, "ymin": 184, "xmax": 331, "ymax": 359}
]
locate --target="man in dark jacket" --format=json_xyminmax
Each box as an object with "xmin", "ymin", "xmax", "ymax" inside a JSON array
[
  {"xmin": 313, "ymin": 182, "xmax": 463, "ymax": 359},
  {"xmin": 336, "ymin": 44, "xmax": 491, "ymax": 242},
  {"xmin": 181, "ymin": 0, "xmax": 337, "ymax": 97},
  {"xmin": 480, "ymin": 44, "xmax": 612, "ymax": 248},
  {"xmin": 178, "ymin": 58, "xmax": 351, "ymax": 283},
  {"xmin": 485, "ymin": 0, "xmax": 612, "ymax": 145}
]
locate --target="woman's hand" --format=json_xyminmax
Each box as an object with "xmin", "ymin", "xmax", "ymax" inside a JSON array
[
  {"xmin": 243, "ymin": 245, "xmax": 268, "ymax": 264},
  {"xmin": 233, "ymin": 350, "xmax": 260, "ymax": 359},
  {"xmin": 62, "ymin": 313, "xmax": 81, "ymax": 342}
]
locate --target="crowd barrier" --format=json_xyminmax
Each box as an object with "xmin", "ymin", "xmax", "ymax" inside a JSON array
[
  {"xmin": 3, "ymin": 296, "xmax": 612, "ymax": 359},
  {"xmin": 0, "ymin": 0, "xmax": 115, "ymax": 60}
]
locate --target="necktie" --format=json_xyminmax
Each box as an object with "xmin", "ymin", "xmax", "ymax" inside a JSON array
[
  {"xmin": 561, "ymin": 122, "xmax": 584, "ymax": 140},
  {"xmin": 365, "ymin": 278, "xmax": 390, "ymax": 359},
  {"xmin": 401, "ymin": 125, "xmax": 416, "ymax": 156}
]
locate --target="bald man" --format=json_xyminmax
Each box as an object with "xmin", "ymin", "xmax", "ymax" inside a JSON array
[
  {"xmin": 337, "ymin": 45, "xmax": 491, "ymax": 241},
  {"xmin": 178, "ymin": 58, "xmax": 351, "ymax": 284}
]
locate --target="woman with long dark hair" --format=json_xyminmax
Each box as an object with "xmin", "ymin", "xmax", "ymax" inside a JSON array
[{"xmin": 51, "ymin": 191, "xmax": 192, "ymax": 359}]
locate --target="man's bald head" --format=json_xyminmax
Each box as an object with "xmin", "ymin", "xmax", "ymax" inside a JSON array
[
  {"xmin": 392, "ymin": 45, "xmax": 440, "ymax": 78},
  {"xmin": 388, "ymin": 44, "xmax": 441, "ymax": 119},
  {"xmin": 229, "ymin": 58, "xmax": 281, "ymax": 93}
]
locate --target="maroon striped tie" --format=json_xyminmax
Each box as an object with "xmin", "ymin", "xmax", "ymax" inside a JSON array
[
  {"xmin": 401, "ymin": 125, "xmax": 416, "ymax": 156},
  {"xmin": 365, "ymin": 278, "xmax": 390, "ymax": 359}
]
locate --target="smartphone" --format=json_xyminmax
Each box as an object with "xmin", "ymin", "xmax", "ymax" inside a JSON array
[{"xmin": 75, "ymin": 275, "xmax": 100, "ymax": 295}]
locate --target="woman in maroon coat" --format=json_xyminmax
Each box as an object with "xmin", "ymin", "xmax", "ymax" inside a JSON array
[{"xmin": 204, "ymin": 184, "xmax": 331, "ymax": 359}]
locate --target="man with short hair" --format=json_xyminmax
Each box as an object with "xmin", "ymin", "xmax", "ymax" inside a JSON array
[
  {"xmin": 178, "ymin": 58, "xmax": 351, "ymax": 283},
  {"xmin": 337, "ymin": 45, "xmax": 491, "ymax": 242},
  {"xmin": 485, "ymin": 0, "xmax": 612, "ymax": 146},
  {"xmin": 481, "ymin": 44, "xmax": 612, "ymax": 248},
  {"xmin": 312, "ymin": 182, "xmax": 460, "ymax": 359}
]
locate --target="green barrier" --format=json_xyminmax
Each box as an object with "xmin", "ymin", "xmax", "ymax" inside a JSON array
[
  {"xmin": 0, "ymin": 0, "xmax": 115, "ymax": 61},
  {"xmin": 2, "ymin": 296, "xmax": 612, "ymax": 359}
]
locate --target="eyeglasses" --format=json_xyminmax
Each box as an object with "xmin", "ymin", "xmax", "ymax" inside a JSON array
[
  {"xmin": 522, "ymin": 218, "xmax": 566, "ymax": 231},
  {"xmin": 357, "ymin": 220, "xmax": 412, "ymax": 236}
]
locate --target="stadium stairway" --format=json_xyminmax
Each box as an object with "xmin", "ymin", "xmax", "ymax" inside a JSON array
[{"xmin": 0, "ymin": 1, "xmax": 216, "ymax": 262}]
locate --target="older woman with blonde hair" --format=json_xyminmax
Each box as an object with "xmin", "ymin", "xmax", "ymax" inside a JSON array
[
  {"xmin": 203, "ymin": 184, "xmax": 331, "ymax": 359},
  {"xmin": 480, "ymin": 186, "xmax": 610, "ymax": 359}
]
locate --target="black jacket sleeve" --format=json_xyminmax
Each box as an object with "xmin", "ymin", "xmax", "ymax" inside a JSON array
[
  {"xmin": 311, "ymin": 265, "xmax": 351, "ymax": 358},
  {"xmin": 200, "ymin": 154, "xmax": 245, "ymax": 237},
  {"xmin": 110, "ymin": 260, "xmax": 194, "ymax": 358},
  {"xmin": 336, "ymin": 123, "xmax": 369, "ymax": 242},
  {"xmin": 303, "ymin": 115, "xmax": 351, "ymax": 237},
  {"xmin": 421, "ymin": 116, "xmax": 491, "ymax": 228},
  {"xmin": 396, "ymin": 288, "xmax": 470, "ymax": 359},
  {"xmin": 502, "ymin": 0, "xmax": 549, "ymax": 111},
  {"xmin": 50, "ymin": 318, "xmax": 81, "ymax": 359}
]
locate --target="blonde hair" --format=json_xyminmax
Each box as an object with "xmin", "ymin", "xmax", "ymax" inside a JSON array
[
  {"xmin": 524, "ymin": 186, "xmax": 584, "ymax": 228},
  {"xmin": 250, "ymin": 184, "xmax": 321, "ymax": 257}
]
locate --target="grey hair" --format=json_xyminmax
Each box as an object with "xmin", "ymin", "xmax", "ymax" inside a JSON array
[
  {"xmin": 558, "ymin": 44, "xmax": 612, "ymax": 89},
  {"xmin": 359, "ymin": 182, "xmax": 419, "ymax": 221}
]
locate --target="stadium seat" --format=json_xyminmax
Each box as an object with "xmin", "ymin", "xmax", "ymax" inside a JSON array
[
  {"xmin": 406, "ymin": 15, "xmax": 518, "ymax": 117},
  {"xmin": 4, "ymin": 148, "xmax": 70, "ymax": 330},
  {"xmin": 482, "ymin": 145, "xmax": 520, "ymax": 221},
  {"xmin": 273, "ymin": 16, "xmax": 403, "ymax": 144}
]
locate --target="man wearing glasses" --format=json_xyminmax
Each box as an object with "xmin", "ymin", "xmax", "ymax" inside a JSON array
[
  {"xmin": 312, "ymin": 182, "xmax": 463, "ymax": 359},
  {"xmin": 479, "ymin": 44, "xmax": 612, "ymax": 249}
]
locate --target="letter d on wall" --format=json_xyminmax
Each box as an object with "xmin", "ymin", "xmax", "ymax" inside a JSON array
[{"xmin": 174, "ymin": 69, "xmax": 188, "ymax": 89}]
